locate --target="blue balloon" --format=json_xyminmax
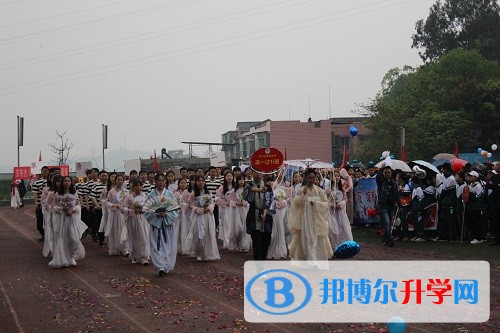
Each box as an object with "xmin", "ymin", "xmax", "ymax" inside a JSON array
[
  {"xmin": 477, "ymin": 148, "xmax": 483, "ymax": 153},
  {"xmin": 333, "ymin": 240, "xmax": 360, "ymax": 259},
  {"xmin": 349, "ymin": 126, "xmax": 358, "ymax": 137},
  {"xmin": 387, "ymin": 316, "xmax": 406, "ymax": 333}
]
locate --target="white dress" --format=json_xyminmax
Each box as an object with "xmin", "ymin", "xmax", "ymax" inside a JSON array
[
  {"xmin": 106, "ymin": 187, "xmax": 129, "ymax": 256},
  {"xmin": 227, "ymin": 188, "xmax": 251, "ymax": 252},
  {"xmin": 122, "ymin": 193, "xmax": 150, "ymax": 263},
  {"xmin": 215, "ymin": 186, "xmax": 233, "ymax": 249},
  {"xmin": 179, "ymin": 190, "xmax": 193, "ymax": 255},
  {"xmin": 267, "ymin": 187, "xmax": 289, "ymax": 259},
  {"xmin": 186, "ymin": 192, "xmax": 220, "ymax": 261},
  {"xmin": 326, "ymin": 188, "xmax": 354, "ymax": 250},
  {"xmin": 42, "ymin": 191, "xmax": 56, "ymax": 257},
  {"xmin": 49, "ymin": 193, "xmax": 86, "ymax": 268}
]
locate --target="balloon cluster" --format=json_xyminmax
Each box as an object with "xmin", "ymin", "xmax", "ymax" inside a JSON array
[{"xmin": 477, "ymin": 144, "xmax": 496, "ymax": 158}]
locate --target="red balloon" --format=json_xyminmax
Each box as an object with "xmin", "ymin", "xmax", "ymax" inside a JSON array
[
  {"xmin": 451, "ymin": 159, "xmax": 466, "ymax": 173},
  {"xmin": 367, "ymin": 208, "xmax": 378, "ymax": 217}
]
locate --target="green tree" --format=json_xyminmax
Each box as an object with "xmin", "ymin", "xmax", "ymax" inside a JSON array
[
  {"xmin": 357, "ymin": 49, "xmax": 500, "ymax": 162},
  {"xmin": 412, "ymin": 0, "xmax": 500, "ymax": 62}
]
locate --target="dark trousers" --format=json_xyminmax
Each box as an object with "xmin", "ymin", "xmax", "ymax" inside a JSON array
[
  {"xmin": 438, "ymin": 205, "xmax": 456, "ymax": 240},
  {"xmin": 81, "ymin": 207, "xmax": 91, "ymax": 230},
  {"xmin": 465, "ymin": 210, "xmax": 485, "ymax": 241},
  {"xmin": 93, "ymin": 209, "xmax": 105, "ymax": 243},
  {"xmin": 35, "ymin": 205, "xmax": 44, "ymax": 237},
  {"xmin": 214, "ymin": 204, "xmax": 219, "ymax": 227},
  {"xmin": 378, "ymin": 204, "xmax": 395, "ymax": 243},
  {"xmin": 250, "ymin": 230, "xmax": 271, "ymax": 260}
]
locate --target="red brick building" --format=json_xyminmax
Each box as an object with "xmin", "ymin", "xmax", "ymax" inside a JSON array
[{"xmin": 222, "ymin": 117, "xmax": 369, "ymax": 166}]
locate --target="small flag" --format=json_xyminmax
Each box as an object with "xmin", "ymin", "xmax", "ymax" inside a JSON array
[
  {"xmin": 341, "ymin": 145, "xmax": 348, "ymax": 167},
  {"xmin": 153, "ymin": 149, "xmax": 159, "ymax": 172}
]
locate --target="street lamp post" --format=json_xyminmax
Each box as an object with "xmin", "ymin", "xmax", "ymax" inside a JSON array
[{"xmin": 102, "ymin": 124, "xmax": 108, "ymax": 170}]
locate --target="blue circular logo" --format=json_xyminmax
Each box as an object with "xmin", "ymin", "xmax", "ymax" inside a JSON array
[{"xmin": 245, "ymin": 269, "xmax": 312, "ymax": 315}]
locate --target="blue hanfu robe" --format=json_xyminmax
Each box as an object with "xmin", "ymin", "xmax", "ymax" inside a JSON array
[{"xmin": 144, "ymin": 188, "xmax": 179, "ymax": 273}]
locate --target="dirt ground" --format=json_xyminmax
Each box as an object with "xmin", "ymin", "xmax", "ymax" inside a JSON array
[{"xmin": 0, "ymin": 205, "xmax": 498, "ymax": 333}]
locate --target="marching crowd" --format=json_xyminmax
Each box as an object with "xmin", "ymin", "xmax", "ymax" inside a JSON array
[{"xmin": 28, "ymin": 158, "xmax": 499, "ymax": 275}]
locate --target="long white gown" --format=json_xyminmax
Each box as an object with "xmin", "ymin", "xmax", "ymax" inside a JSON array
[
  {"xmin": 42, "ymin": 191, "xmax": 56, "ymax": 257},
  {"xmin": 267, "ymin": 190, "xmax": 289, "ymax": 259},
  {"xmin": 288, "ymin": 185, "xmax": 333, "ymax": 261},
  {"xmin": 326, "ymin": 188, "xmax": 354, "ymax": 250},
  {"xmin": 186, "ymin": 192, "xmax": 220, "ymax": 261},
  {"xmin": 122, "ymin": 192, "xmax": 150, "ymax": 264},
  {"xmin": 49, "ymin": 193, "xmax": 86, "ymax": 268},
  {"xmin": 227, "ymin": 188, "xmax": 251, "ymax": 252},
  {"xmin": 179, "ymin": 190, "xmax": 193, "ymax": 255},
  {"xmin": 215, "ymin": 186, "xmax": 233, "ymax": 249},
  {"xmin": 106, "ymin": 187, "xmax": 129, "ymax": 256}
]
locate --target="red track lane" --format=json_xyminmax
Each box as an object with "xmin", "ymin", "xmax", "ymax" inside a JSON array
[{"xmin": 0, "ymin": 205, "xmax": 498, "ymax": 333}]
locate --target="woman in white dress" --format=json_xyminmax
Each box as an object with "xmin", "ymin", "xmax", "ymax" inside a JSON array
[
  {"xmin": 174, "ymin": 178, "xmax": 189, "ymax": 254},
  {"xmin": 106, "ymin": 174, "xmax": 129, "ymax": 256},
  {"xmin": 42, "ymin": 175, "xmax": 62, "ymax": 257},
  {"xmin": 215, "ymin": 172, "xmax": 234, "ymax": 249},
  {"xmin": 326, "ymin": 170, "xmax": 353, "ymax": 250},
  {"xmin": 288, "ymin": 169, "xmax": 333, "ymax": 261},
  {"xmin": 267, "ymin": 174, "xmax": 289, "ymax": 259},
  {"xmin": 186, "ymin": 175, "xmax": 220, "ymax": 261},
  {"xmin": 122, "ymin": 179, "xmax": 150, "ymax": 265},
  {"xmin": 227, "ymin": 175, "xmax": 251, "ymax": 252},
  {"xmin": 99, "ymin": 172, "xmax": 116, "ymax": 247},
  {"xmin": 10, "ymin": 178, "xmax": 22, "ymax": 209},
  {"xmin": 49, "ymin": 176, "xmax": 85, "ymax": 268},
  {"xmin": 144, "ymin": 173, "xmax": 180, "ymax": 276}
]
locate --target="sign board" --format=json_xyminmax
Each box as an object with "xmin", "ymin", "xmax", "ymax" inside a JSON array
[
  {"xmin": 250, "ymin": 147, "xmax": 284, "ymax": 173},
  {"xmin": 30, "ymin": 161, "xmax": 41, "ymax": 175},
  {"xmin": 124, "ymin": 159, "xmax": 141, "ymax": 175},
  {"xmin": 209, "ymin": 152, "xmax": 226, "ymax": 167},
  {"xmin": 13, "ymin": 166, "xmax": 31, "ymax": 180},
  {"xmin": 75, "ymin": 161, "xmax": 93, "ymax": 177},
  {"xmin": 47, "ymin": 165, "xmax": 70, "ymax": 176}
]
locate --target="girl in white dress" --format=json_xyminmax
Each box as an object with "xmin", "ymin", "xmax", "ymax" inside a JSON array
[
  {"xmin": 122, "ymin": 179, "xmax": 150, "ymax": 265},
  {"xmin": 49, "ymin": 176, "xmax": 86, "ymax": 268},
  {"xmin": 174, "ymin": 178, "xmax": 189, "ymax": 254},
  {"xmin": 99, "ymin": 172, "xmax": 116, "ymax": 247},
  {"xmin": 10, "ymin": 179, "xmax": 22, "ymax": 209},
  {"xmin": 42, "ymin": 175, "xmax": 62, "ymax": 257},
  {"xmin": 186, "ymin": 175, "xmax": 220, "ymax": 261},
  {"xmin": 106, "ymin": 174, "xmax": 129, "ymax": 256},
  {"xmin": 215, "ymin": 172, "xmax": 234, "ymax": 249},
  {"xmin": 227, "ymin": 175, "xmax": 251, "ymax": 252},
  {"xmin": 326, "ymin": 170, "xmax": 354, "ymax": 250},
  {"xmin": 267, "ymin": 174, "xmax": 289, "ymax": 259}
]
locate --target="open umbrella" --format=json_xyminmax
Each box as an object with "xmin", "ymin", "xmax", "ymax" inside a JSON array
[
  {"xmin": 350, "ymin": 162, "xmax": 366, "ymax": 169},
  {"xmin": 472, "ymin": 162, "xmax": 486, "ymax": 172},
  {"xmin": 375, "ymin": 159, "xmax": 411, "ymax": 172},
  {"xmin": 284, "ymin": 159, "xmax": 333, "ymax": 170},
  {"xmin": 431, "ymin": 159, "xmax": 450, "ymax": 167},
  {"xmin": 432, "ymin": 153, "xmax": 457, "ymax": 160},
  {"xmin": 408, "ymin": 160, "xmax": 440, "ymax": 174}
]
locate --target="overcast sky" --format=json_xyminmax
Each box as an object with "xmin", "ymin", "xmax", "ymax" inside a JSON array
[{"xmin": 0, "ymin": 0, "xmax": 435, "ymax": 171}]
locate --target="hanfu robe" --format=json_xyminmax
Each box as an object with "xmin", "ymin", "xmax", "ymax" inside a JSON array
[
  {"xmin": 49, "ymin": 193, "xmax": 86, "ymax": 268},
  {"xmin": 186, "ymin": 192, "xmax": 220, "ymax": 261},
  {"xmin": 121, "ymin": 192, "xmax": 150, "ymax": 264},
  {"xmin": 326, "ymin": 187, "xmax": 353, "ymax": 250},
  {"xmin": 144, "ymin": 188, "xmax": 179, "ymax": 273},
  {"xmin": 106, "ymin": 187, "xmax": 129, "ymax": 256},
  {"xmin": 288, "ymin": 185, "xmax": 333, "ymax": 260},
  {"xmin": 42, "ymin": 191, "xmax": 56, "ymax": 257},
  {"xmin": 267, "ymin": 186, "xmax": 289, "ymax": 259},
  {"xmin": 227, "ymin": 188, "xmax": 251, "ymax": 252},
  {"xmin": 179, "ymin": 190, "xmax": 193, "ymax": 255},
  {"xmin": 10, "ymin": 181, "xmax": 21, "ymax": 209},
  {"xmin": 215, "ymin": 186, "xmax": 233, "ymax": 249}
]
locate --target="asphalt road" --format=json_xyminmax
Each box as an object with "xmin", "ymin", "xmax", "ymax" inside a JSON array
[{"xmin": 0, "ymin": 205, "xmax": 498, "ymax": 333}]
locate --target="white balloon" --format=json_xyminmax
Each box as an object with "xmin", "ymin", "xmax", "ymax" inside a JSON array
[
  {"xmin": 382, "ymin": 151, "xmax": 390, "ymax": 158},
  {"xmin": 492, "ymin": 144, "xmax": 498, "ymax": 151},
  {"xmin": 487, "ymin": 152, "xmax": 492, "ymax": 158}
]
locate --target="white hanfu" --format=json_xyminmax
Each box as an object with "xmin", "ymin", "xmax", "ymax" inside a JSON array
[
  {"xmin": 227, "ymin": 188, "xmax": 251, "ymax": 252},
  {"xmin": 267, "ymin": 187, "xmax": 289, "ymax": 259},
  {"xmin": 179, "ymin": 190, "xmax": 193, "ymax": 255},
  {"xmin": 106, "ymin": 187, "xmax": 129, "ymax": 256},
  {"xmin": 326, "ymin": 188, "xmax": 353, "ymax": 250},
  {"xmin": 49, "ymin": 193, "xmax": 86, "ymax": 268},
  {"xmin": 186, "ymin": 192, "xmax": 220, "ymax": 261},
  {"xmin": 10, "ymin": 181, "xmax": 22, "ymax": 209},
  {"xmin": 215, "ymin": 186, "xmax": 232, "ymax": 249},
  {"xmin": 42, "ymin": 191, "xmax": 56, "ymax": 257},
  {"xmin": 122, "ymin": 192, "xmax": 150, "ymax": 264},
  {"xmin": 99, "ymin": 187, "xmax": 110, "ymax": 235},
  {"xmin": 288, "ymin": 185, "xmax": 333, "ymax": 261},
  {"xmin": 144, "ymin": 188, "xmax": 179, "ymax": 273}
]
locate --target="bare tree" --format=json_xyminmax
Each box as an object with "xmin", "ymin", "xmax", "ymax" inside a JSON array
[{"xmin": 48, "ymin": 130, "xmax": 75, "ymax": 165}]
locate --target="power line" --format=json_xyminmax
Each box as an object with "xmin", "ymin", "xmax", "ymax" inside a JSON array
[
  {"xmin": 0, "ymin": 0, "xmax": 318, "ymax": 70},
  {"xmin": 0, "ymin": 0, "xmax": 415, "ymax": 97},
  {"xmin": 0, "ymin": 0, "xmax": 29, "ymax": 6},
  {"xmin": 0, "ymin": 0, "xmax": 138, "ymax": 29},
  {"xmin": 0, "ymin": 0, "xmax": 208, "ymax": 45}
]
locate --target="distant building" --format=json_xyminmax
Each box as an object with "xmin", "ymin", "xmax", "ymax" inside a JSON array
[{"xmin": 221, "ymin": 117, "xmax": 369, "ymax": 166}]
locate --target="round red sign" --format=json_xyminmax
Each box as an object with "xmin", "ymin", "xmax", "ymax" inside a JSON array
[{"xmin": 250, "ymin": 147, "xmax": 284, "ymax": 173}]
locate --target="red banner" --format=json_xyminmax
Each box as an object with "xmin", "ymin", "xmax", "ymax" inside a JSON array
[
  {"xmin": 13, "ymin": 166, "xmax": 32, "ymax": 180},
  {"xmin": 47, "ymin": 165, "xmax": 70, "ymax": 176},
  {"xmin": 250, "ymin": 147, "xmax": 284, "ymax": 173}
]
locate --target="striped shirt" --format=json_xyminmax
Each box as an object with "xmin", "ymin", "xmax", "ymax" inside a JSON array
[
  {"xmin": 205, "ymin": 177, "xmax": 222, "ymax": 198},
  {"xmin": 31, "ymin": 178, "xmax": 47, "ymax": 205},
  {"xmin": 89, "ymin": 182, "xmax": 107, "ymax": 207},
  {"xmin": 79, "ymin": 180, "xmax": 97, "ymax": 208}
]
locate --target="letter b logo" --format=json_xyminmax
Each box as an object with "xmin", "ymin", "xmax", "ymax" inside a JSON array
[{"xmin": 264, "ymin": 277, "xmax": 295, "ymax": 308}]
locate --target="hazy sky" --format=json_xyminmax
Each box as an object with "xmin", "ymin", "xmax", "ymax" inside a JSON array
[{"xmin": 1, "ymin": 0, "xmax": 435, "ymax": 171}]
